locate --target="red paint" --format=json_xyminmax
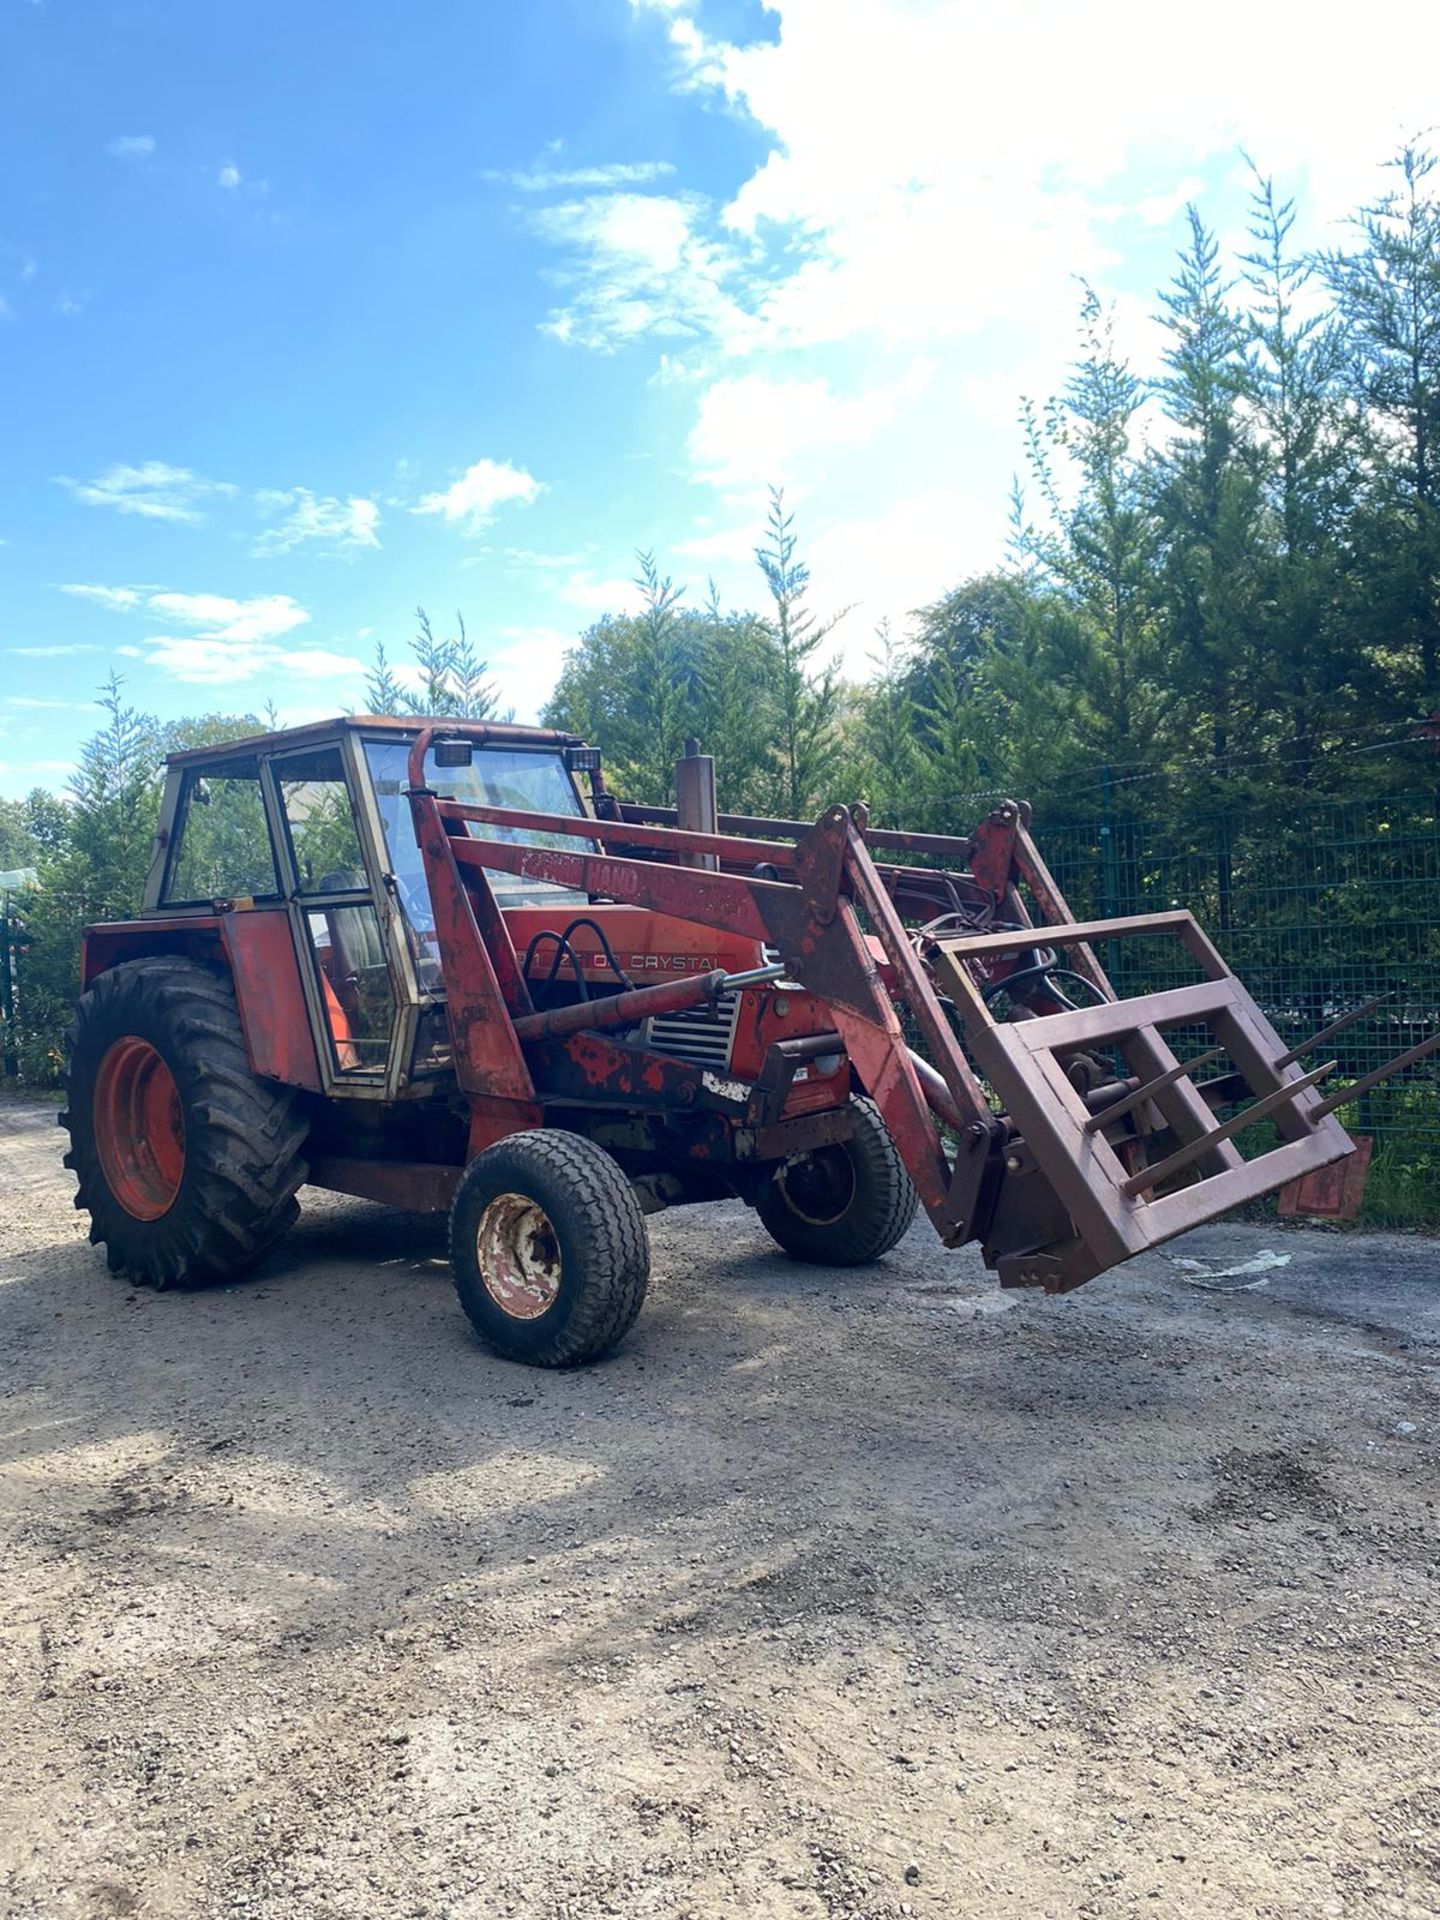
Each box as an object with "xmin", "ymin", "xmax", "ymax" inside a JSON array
[
  {"xmin": 307, "ymin": 1156, "xmax": 461, "ymax": 1212},
  {"xmin": 407, "ymin": 783, "xmax": 539, "ymax": 1109},
  {"xmin": 447, "ymin": 833, "xmax": 780, "ymax": 946},
  {"xmin": 82, "ymin": 917, "xmax": 222, "ymax": 988},
  {"xmin": 504, "ymin": 905, "xmax": 763, "ymax": 986},
  {"xmin": 222, "ymin": 909, "xmax": 323, "ymax": 1090},
  {"xmin": 93, "ymin": 1036, "xmax": 185, "ymax": 1219},
  {"xmin": 512, "ymin": 970, "xmax": 728, "ymax": 1042},
  {"xmin": 440, "ymin": 795, "xmax": 798, "ymax": 872},
  {"xmin": 1278, "ymin": 1133, "xmax": 1373, "ymax": 1220}
]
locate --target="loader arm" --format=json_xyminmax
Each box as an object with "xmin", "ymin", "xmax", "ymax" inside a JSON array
[{"xmin": 406, "ymin": 733, "xmax": 1435, "ymax": 1294}]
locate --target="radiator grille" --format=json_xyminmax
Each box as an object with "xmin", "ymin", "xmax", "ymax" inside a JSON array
[
  {"xmin": 641, "ymin": 950, "xmax": 784, "ymax": 1069},
  {"xmin": 643, "ymin": 990, "xmax": 742, "ymax": 1069}
]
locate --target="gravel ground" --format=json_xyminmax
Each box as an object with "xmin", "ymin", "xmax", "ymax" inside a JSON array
[{"xmin": 2, "ymin": 1094, "xmax": 1438, "ymax": 1920}]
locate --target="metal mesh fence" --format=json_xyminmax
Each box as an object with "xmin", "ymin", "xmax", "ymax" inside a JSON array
[{"xmin": 1037, "ymin": 793, "xmax": 1440, "ymax": 1211}]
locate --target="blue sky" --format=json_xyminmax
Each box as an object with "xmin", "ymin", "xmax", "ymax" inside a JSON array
[{"xmin": 2, "ymin": 0, "xmax": 1437, "ymax": 798}]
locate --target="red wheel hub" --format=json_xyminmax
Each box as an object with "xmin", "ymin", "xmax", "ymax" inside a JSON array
[{"xmin": 94, "ymin": 1036, "xmax": 185, "ymax": 1220}]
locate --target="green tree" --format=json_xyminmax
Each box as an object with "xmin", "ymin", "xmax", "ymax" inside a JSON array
[
  {"xmin": 544, "ymin": 563, "xmax": 782, "ymax": 810},
  {"xmin": 1324, "ymin": 141, "xmax": 1440, "ymax": 708},
  {"xmin": 754, "ymin": 488, "xmax": 845, "ymax": 816},
  {"xmin": 694, "ymin": 580, "xmax": 785, "ymax": 809},
  {"xmin": 11, "ymin": 686, "xmax": 265, "ymax": 1084},
  {"xmin": 1150, "ymin": 209, "xmax": 1267, "ymax": 801},
  {"xmin": 1241, "ymin": 165, "xmax": 1357, "ymax": 785},
  {"xmin": 1016, "ymin": 288, "xmax": 1167, "ymax": 788},
  {"xmin": 849, "ymin": 623, "xmax": 926, "ymax": 826},
  {"xmin": 0, "ymin": 799, "xmax": 40, "ymax": 871},
  {"xmin": 368, "ymin": 608, "xmax": 504, "ymax": 719},
  {"xmin": 21, "ymin": 791, "xmax": 70, "ymax": 862}
]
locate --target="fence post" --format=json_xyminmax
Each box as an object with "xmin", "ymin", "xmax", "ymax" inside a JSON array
[{"xmin": 0, "ymin": 890, "xmax": 16, "ymax": 1079}]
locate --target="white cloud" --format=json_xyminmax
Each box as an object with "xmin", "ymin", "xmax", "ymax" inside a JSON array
[
  {"xmin": 688, "ymin": 361, "xmax": 935, "ymax": 490},
  {"xmin": 107, "ymin": 135, "xmax": 155, "ymax": 160},
  {"xmin": 0, "ymin": 757, "xmax": 76, "ymax": 785},
  {"xmin": 55, "ymin": 461, "xmax": 235, "ymax": 524},
  {"xmin": 122, "ymin": 636, "xmax": 364, "ymax": 687},
  {"xmin": 529, "ymin": 191, "xmax": 756, "ymax": 352},
  {"xmin": 143, "ymin": 591, "xmax": 309, "ymax": 646},
  {"xmin": 0, "ymin": 296, "xmax": 13, "ymax": 324},
  {"xmin": 489, "ymin": 625, "xmax": 576, "ymax": 719},
  {"xmin": 554, "ymin": 570, "xmax": 641, "ymax": 616},
  {"xmin": 806, "ymin": 490, "xmax": 1010, "ymax": 674},
  {"xmin": 59, "ymin": 584, "xmax": 143, "ymax": 611},
  {"xmin": 413, "ymin": 458, "xmax": 542, "ymax": 535},
  {"xmin": 7, "ymin": 696, "xmax": 92, "ymax": 710},
  {"xmin": 500, "ymin": 546, "xmax": 595, "ymax": 574},
  {"xmin": 253, "ymin": 489, "xmax": 381, "ymax": 557},
  {"xmin": 51, "ymin": 582, "xmax": 358, "ymax": 688},
  {"xmin": 486, "ymin": 160, "xmax": 677, "ymax": 192},
  {"xmin": 9, "ymin": 643, "xmax": 101, "ymax": 658},
  {"xmin": 670, "ymin": 521, "xmax": 757, "ymax": 567},
  {"xmin": 217, "ymin": 162, "xmax": 242, "ymax": 190},
  {"xmin": 625, "ymin": 0, "xmax": 1440, "ymax": 365}
]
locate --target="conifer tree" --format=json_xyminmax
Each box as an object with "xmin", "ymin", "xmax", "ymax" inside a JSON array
[
  {"xmin": 1016, "ymin": 288, "xmax": 1165, "ymax": 787},
  {"xmin": 1150, "ymin": 209, "xmax": 1265, "ymax": 798},
  {"xmin": 366, "ymin": 608, "xmax": 502, "ymax": 719},
  {"xmin": 754, "ymin": 488, "xmax": 845, "ymax": 816},
  {"xmin": 1324, "ymin": 141, "xmax": 1440, "ymax": 706},
  {"xmin": 1241, "ymin": 166, "xmax": 1354, "ymax": 783}
]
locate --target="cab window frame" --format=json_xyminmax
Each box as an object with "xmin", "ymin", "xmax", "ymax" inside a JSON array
[
  {"xmin": 272, "ymin": 743, "xmax": 371, "ymax": 900},
  {"xmin": 159, "ymin": 757, "xmax": 282, "ymax": 909}
]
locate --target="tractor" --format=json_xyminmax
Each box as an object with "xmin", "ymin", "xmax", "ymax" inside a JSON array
[{"xmin": 61, "ymin": 717, "xmax": 1427, "ymax": 1367}]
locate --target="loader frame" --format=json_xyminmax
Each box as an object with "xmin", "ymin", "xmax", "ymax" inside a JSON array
[{"xmin": 402, "ymin": 726, "xmax": 1385, "ymax": 1292}]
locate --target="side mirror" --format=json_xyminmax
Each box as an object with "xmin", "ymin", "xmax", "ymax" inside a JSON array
[{"xmin": 433, "ymin": 739, "xmax": 474, "ymax": 768}]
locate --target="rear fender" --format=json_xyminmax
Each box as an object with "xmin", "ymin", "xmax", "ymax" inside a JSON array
[
  {"xmin": 81, "ymin": 917, "xmax": 224, "ymax": 988},
  {"xmin": 80, "ymin": 909, "xmax": 322, "ymax": 1092}
]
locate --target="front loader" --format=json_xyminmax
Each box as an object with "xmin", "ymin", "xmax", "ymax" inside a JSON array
[{"xmin": 61, "ymin": 717, "xmax": 1437, "ymax": 1366}]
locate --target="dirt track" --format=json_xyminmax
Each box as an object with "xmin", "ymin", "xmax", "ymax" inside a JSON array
[{"xmin": 2, "ymin": 1095, "xmax": 1438, "ymax": 1919}]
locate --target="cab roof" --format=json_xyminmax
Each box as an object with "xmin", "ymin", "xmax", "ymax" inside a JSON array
[{"xmin": 164, "ymin": 714, "xmax": 585, "ymax": 769}]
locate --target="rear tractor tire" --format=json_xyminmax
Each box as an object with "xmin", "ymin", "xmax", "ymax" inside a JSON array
[
  {"xmin": 757, "ymin": 1096, "xmax": 918, "ymax": 1266},
  {"xmin": 450, "ymin": 1130, "xmax": 650, "ymax": 1367},
  {"xmin": 62, "ymin": 957, "xmax": 308, "ymax": 1289}
]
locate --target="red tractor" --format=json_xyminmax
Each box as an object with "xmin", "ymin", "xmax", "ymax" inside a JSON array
[{"xmin": 62, "ymin": 717, "xmax": 1416, "ymax": 1367}]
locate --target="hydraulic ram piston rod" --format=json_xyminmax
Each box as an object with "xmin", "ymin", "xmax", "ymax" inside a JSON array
[{"xmin": 512, "ymin": 964, "xmax": 784, "ymax": 1043}]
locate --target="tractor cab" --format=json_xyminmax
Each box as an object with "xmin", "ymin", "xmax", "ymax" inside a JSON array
[{"xmin": 141, "ymin": 718, "xmax": 603, "ymax": 1098}]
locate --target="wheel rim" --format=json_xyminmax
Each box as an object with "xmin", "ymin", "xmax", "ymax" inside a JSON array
[
  {"xmin": 776, "ymin": 1146, "xmax": 856, "ymax": 1227},
  {"xmin": 94, "ymin": 1036, "xmax": 185, "ymax": 1221},
  {"xmin": 476, "ymin": 1192, "xmax": 562, "ymax": 1320}
]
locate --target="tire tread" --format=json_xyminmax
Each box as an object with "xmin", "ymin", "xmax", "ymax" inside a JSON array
[
  {"xmin": 758, "ymin": 1096, "xmax": 918, "ymax": 1266},
  {"xmin": 450, "ymin": 1129, "xmax": 649, "ymax": 1367},
  {"xmin": 62, "ymin": 956, "xmax": 308, "ymax": 1289}
]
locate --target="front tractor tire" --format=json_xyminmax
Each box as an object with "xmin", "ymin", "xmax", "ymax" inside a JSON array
[
  {"xmin": 758, "ymin": 1097, "xmax": 919, "ymax": 1266},
  {"xmin": 450, "ymin": 1130, "xmax": 650, "ymax": 1368},
  {"xmin": 62, "ymin": 957, "xmax": 309, "ymax": 1289}
]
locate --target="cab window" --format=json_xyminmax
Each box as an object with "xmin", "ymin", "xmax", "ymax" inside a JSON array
[
  {"xmin": 163, "ymin": 760, "xmax": 279, "ymax": 905},
  {"xmin": 304, "ymin": 903, "xmax": 394, "ymax": 1073},
  {"xmin": 364, "ymin": 742, "xmax": 593, "ymax": 984},
  {"xmin": 276, "ymin": 748, "xmax": 368, "ymax": 894}
]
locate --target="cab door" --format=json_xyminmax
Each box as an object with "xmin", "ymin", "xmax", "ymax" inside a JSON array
[{"xmin": 265, "ymin": 741, "xmax": 400, "ymax": 1090}]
